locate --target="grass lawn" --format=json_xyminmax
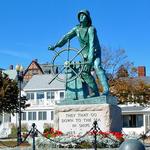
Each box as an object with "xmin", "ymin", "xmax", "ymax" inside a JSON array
[{"xmin": 0, "ymin": 140, "xmax": 31, "ymax": 147}]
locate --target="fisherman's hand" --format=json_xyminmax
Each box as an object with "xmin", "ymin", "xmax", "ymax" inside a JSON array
[
  {"xmin": 84, "ymin": 59, "xmax": 94, "ymax": 72},
  {"xmin": 83, "ymin": 63, "xmax": 92, "ymax": 72},
  {"xmin": 48, "ymin": 45, "xmax": 56, "ymax": 51}
]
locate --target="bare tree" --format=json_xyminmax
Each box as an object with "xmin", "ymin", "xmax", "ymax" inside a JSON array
[{"xmin": 101, "ymin": 46, "xmax": 136, "ymax": 78}]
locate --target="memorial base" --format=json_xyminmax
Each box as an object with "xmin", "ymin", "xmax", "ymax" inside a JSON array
[{"xmin": 55, "ymin": 101, "xmax": 122, "ymax": 135}]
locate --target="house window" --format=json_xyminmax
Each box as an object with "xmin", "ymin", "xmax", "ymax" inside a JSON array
[
  {"xmin": 47, "ymin": 92, "xmax": 51, "ymax": 99},
  {"xmin": 21, "ymin": 112, "xmax": 26, "ymax": 120},
  {"xmin": 145, "ymin": 115, "xmax": 150, "ymax": 130},
  {"xmin": 28, "ymin": 112, "xmax": 36, "ymax": 120},
  {"xmin": 9, "ymin": 116, "xmax": 11, "ymax": 122},
  {"xmin": 123, "ymin": 114, "xmax": 143, "ymax": 127},
  {"xmin": 47, "ymin": 91, "xmax": 55, "ymax": 100},
  {"xmin": 38, "ymin": 112, "xmax": 47, "ymax": 120},
  {"xmin": 51, "ymin": 91, "xmax": 55, "ymax": 99},
  {"xmin": 60, "ymin": 92, "xmax": 64, "ymax": 99},
  {"xmin": 27, "ymin": 93, "xmax": 34, "ymax": 100},
  {"xmin": 51, "ymin": 111, "xmax": 54, "ymax": 120},
  {"xmin": 32, "ymin": 69, "xmax": 38, "ymax": 75},
  {"xmin": 37, "ymin": 92, "xmax": 44, "ymax": 100}
]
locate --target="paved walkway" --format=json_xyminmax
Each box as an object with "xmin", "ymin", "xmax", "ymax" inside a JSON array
[
  {"xmin": 0, "ymin": 147, "xmax": 150, "ymax": 150},
  {"xmin": 0, "ymin": 143, "xmax": 150, "ymax": 150}
]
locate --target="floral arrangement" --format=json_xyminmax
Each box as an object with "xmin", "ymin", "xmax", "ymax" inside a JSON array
[
  {"xmin": 90, "ymin": 130, "xmax": 124, "ymax": 142},
  {"xmin": 43, "ymin": 127, "xmax": 63, "ymax": 138},
  {"xmin": 35, "ymin": 128, "xmax": 124, "ymax": 149}
]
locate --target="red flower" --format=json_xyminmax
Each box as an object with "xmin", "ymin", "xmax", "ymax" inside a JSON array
[
  {"xmin": 89, "ymin": 131, "xmax": 124, "ymax": 141},
  {"xmin": 43, "ymin": 128, "xmax": 63, "ymax": 138},
  {"xmin": 49, "ymin": 127, "xmax": 54, "ymax": 133}
]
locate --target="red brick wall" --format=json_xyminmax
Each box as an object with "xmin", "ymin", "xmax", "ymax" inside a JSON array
[{"xmin": 137, "ymin": 66, "xmax": 146, "ymax": 77}]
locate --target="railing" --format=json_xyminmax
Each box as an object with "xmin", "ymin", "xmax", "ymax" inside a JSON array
[
  {"xmin": 29, "ymin": 99, "xmax": 57, "ymax": 106},
  {"xmin": 0, "ymin": 121, "xmax": 148, "ymax": 150}
]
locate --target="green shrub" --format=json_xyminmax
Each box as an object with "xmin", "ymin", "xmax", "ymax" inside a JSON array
[
  {"xmin": 8, "ymin": 123, "xmax": 28, "ymax": 138},
  {"xmin": 8, "ymin": 124, "xmax": 17, "ymax": 138}
]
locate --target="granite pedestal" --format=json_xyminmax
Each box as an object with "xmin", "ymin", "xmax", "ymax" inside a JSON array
[{"xmin": 54, "ymin": 96, "xmax": 122, "ymax": 135}]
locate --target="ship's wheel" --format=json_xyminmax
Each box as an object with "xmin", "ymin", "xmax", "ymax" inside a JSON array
[{"xmin": 49, "ymin": 41, "xmax": 86, "ymax": 85}]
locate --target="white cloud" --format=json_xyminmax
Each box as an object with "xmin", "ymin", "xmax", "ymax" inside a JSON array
[{"xmin": 0, "ymin": 49, "xmax": 31, "ymax": 59}]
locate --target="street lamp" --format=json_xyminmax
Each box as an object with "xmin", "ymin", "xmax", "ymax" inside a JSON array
[{"xmin": 16, "ymin": 64, "xmax": 24, "ymax": 144}]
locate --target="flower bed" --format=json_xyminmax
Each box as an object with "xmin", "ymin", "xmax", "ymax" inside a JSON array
[
  {"xmin": 35, "ymin": 128, "xmax": 124, "ymax": 149},
  {"xmin": 43, "ymin": 127, "xmax": 63, "ymax": 138}
]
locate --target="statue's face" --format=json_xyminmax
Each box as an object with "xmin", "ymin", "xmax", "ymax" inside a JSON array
[{"xmin": 79, "ymin": 13, "xmax": 88, "ymax": 23}]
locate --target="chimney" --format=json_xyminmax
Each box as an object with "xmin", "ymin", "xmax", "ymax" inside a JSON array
[
  {"xmin": 137, "ymin": 66, "xmax": 146, "ymax": 77},
  {"xmin": 34, "ymin": 59, "xmax": 38, "ymax": 62},
  {"xmin": 9, "ymin": 65, "xmax": 13, "ymax": 70}
]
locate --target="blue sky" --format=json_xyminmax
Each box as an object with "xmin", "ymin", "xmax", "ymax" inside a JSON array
[{"xmin": 0, "ymin": 0, "xmax": 150, "ymax": 75}]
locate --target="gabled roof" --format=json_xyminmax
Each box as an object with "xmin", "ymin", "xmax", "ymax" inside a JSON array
[
  {"xmin": 24, "ymin": 74, "xmax": 65, "ymax": 91},
  {"xmin": 2, "ymin": 69, "xmax": 27, "ymax": 89},
  {"xmin": 2, "ymin": 70, "xmax": 17, "ymax": 80},
  {"xmin": 24, "ymin": 60, "xmax": 44, "ymax": 75},
  {"xmin": 120, "ymin": 104, "xmax": 150, "ymax": 113},
  {"xmin": 40, "ymin": 63, "xmax": 53, "ymax": 74},
  {"xmin": 40, "ymin": 63, "xmax": 58, "ymax": 74},
  {"xmin": 117, "ymin": 76, "xmax": 150, "ymax": 85},
  {"xmin": 120, "ymin": 105, "xmax": 145, "ymax": 112}
]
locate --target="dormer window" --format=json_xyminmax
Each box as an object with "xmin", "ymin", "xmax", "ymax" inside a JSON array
[
  {"xmin": 60, "ymin": 92, "xmax": 64, "ymax": 99},
  {"xmin": 27, "ymin": 92, "xmax": 34, "ymax": 100},
  {"xmin": 37, "ymin": 92, "xmax": 44, "ymax": 100},
  {"xmin": 47, "ymin": 91, "xmax": 55, "ymax": 100}
]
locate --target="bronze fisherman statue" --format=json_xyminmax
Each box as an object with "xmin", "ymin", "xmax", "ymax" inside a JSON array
[{"xmin": 49, "ymin": 10, "xmax": 109, "ymax": 97}]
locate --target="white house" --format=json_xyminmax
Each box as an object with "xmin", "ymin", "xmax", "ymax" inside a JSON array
[
  {"xmin": 120, "ymin": 73, "xmax": 150, "ymax": 135},
  {"xmin": 120, "ymin": 104, "xmax": 150, "ymax": 135},
  {"xmin": 10, "ymin": 74, "xmax": 66, "ymax": 132},
  {"xmin": 1, "ymin": 69, "xmax": 150, "ymax": 137},
  {"xmin": 120, "ymin": 105, "xmax": 150, "ymax": 135}
]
